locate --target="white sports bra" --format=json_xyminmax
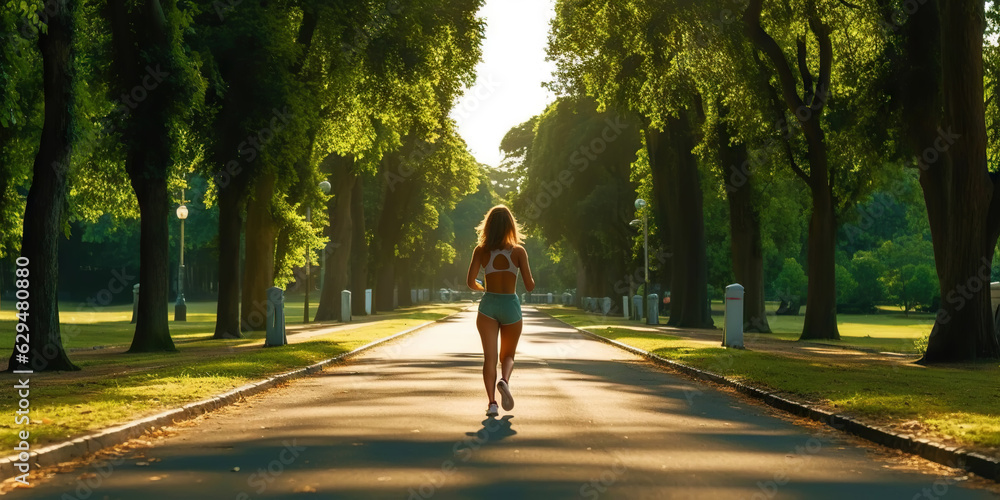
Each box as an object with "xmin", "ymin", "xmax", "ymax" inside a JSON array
[{"xmin": 484, "ymin": 248, "xmax": 518, "ymax": 276}]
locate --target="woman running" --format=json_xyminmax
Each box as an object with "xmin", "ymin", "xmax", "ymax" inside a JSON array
[{"xmin": 466, "ymin": 205, "xmax": 535, "ymax": 417}]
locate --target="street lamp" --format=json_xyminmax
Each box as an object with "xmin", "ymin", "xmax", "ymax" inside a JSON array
[
  {"xmin": 304, "ymin": 180, "xmax": 333, "ymax": 323},
  {"xmin": 175, "ymin": 190, "xmax": 189, "ymax": 322},
  {"xmin": 635, "ymin": 198, "xmax": 648, "ymax": 304}
]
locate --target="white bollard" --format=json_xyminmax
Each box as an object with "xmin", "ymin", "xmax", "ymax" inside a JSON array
[
  {"xmin": 631, "ymin": 295, "xmax": 643, "ymax": 321},
  {"xmin": 341, "ymin": 290, "xmax": 352, "ymax": 323},
  {"xmin": 723, "ymin": 283, "xmax": 744, "ymax": 348},
  {"xmin": 365, "ymin": 289, "xmax": 372, "ymax": 315},
  {"xmin": 622, "ymin": 296, "xmax": 630, "ymax": 319}
]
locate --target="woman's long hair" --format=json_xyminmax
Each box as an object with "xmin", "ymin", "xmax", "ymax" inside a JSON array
[{"xmin": 476, "ymin": 205, "xmax": 524, "ymax": 251}]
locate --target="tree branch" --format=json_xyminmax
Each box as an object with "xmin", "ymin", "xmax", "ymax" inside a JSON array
[
  {"xmin": 796, "ymin": 36, "xmax": 814, "ymax": 105},
  {"xmin": 807, "ymin": 6, "xmax": 833, "ymax": 113},
  {"xmin": 291, "ymin": 6, "xmax": 319, "ymax": 76},
  {"xmin": 747, "ymin": 10, "xmax": 811, "ymax": 185},
  {"xmin": 743, "ymin": 0, "xmax": 806, "ymax": 116}
]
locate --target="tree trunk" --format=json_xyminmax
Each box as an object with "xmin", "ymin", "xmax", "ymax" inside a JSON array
[
  {"xmin": 745, "ymin": 0, "xmax": 838, "ymax": 339},
  {"xmin": 350, "ymin": 175, "xmax": 369, "ymax": 315},
  {"xmin": 128, "ymin": 178, "xmax": 176, "ymax": 352},
  {"xmin": 315, "ymin": 158, "xmax": 356, "ymax": 321},
  {"xmin": 642, "ymin": 124, "xmax": 672, "ymax": 291},
  {"xmin": 273, "ymin": 225, "xmax": 291, "ymax": 283},
  {"xmin": 375, "ymin": 258, "xmax": 395, "ymax": 311},
  {"xmin": 397, "ymin": 258, "xmax": 413, "ymax": 307},
  {"xmin": 649, "ymin": 114, "xmax": 713, "ymax": 328},
  {"xmin": 214, "ymin": 184, "xmax": 246, "ymax": 338},
  {"xmin": 373, "ymin": 155, "xmax": 415, "ymax": 311},
  {"xmin": 240, "ymin": 172, "xmax": 277, "ymax": 331},
  {"xmin": 800, "ymin": 179, "xmax": 839, "ymax": 340},
  {"xmin": 7, "ymin": 2, "xmax": 80, "ymax": 371},
  {"xmin": 106, "ymin": 0, "xmax": 177, "ymax": 352},
  {"xmin": 716, "ymin": 119, "xmax": 771, "ymax": 333},
  {"xmin": 918, "ymin": 0, "xmax": 1000, "ymax": 361}
]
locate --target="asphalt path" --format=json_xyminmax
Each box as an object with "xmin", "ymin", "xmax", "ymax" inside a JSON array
[{"xmin": 9, "ymin": 307, "xmax": 996, "ymax": 499}]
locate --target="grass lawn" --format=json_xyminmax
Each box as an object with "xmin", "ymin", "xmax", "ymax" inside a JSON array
[
  {"xmin": 0, "ymin": 302, "xmax": 466, "ymax": 452},
  {"xmin": 0, "ymin": 295, "xmax": 363, "ymax": 350},
  {"xmin": 706, "ymin": 300, "xmax": 935, "ymax": 354},
  {"xmin": 541, "ymin": 305, "xmax": 1000, "ymax": 452}
]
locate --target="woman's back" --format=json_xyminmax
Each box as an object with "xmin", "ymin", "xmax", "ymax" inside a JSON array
[{"xmin": 481, "ymin": 246, "xmax": 521, "ymax": 294}]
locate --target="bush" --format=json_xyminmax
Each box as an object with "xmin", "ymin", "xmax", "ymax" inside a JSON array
[
  {"xmin": 836, "ymin": 264, "xmax": 857, "ymax": 306},
  {"xmin": 849, "ymin": 252, "xmax": 885, "ymax": 309},
  {"xmin": 881, "ymin": 263, "xmax": 938, "ymax": 315},
  {"xmin": 772, "ymin": 258, "xmax": 807, "ymax": 302}
]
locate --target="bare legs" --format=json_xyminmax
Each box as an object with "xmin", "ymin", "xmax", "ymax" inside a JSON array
[{"xmin": 477, "ymin": 313, "xmax": 522, "ymax": 404}]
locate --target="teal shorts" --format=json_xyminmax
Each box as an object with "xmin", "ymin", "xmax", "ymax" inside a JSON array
[{"xmin": 478, "ymin": 293, "xmax": 522, "ymax": 325}]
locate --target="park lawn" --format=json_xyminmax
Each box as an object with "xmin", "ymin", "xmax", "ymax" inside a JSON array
[
  {"xmin": 694, "ymin": 300, "xmax": 937, "ymax": 354},
  {"xmin": 541, "ymin": 306, "xmax": 1000, "ymax": 451},
  {"xmin": 0, "ymin": 297, "xmax": 361, "ymax": 350},
  {"xmin": 0, "ymin": 304, "xmax": 466, "ymax": 453}
]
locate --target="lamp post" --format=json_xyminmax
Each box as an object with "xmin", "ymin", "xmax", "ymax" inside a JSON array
[
  {"xmin": 304, "ymin": 180, "xmax": 332, "ymax": 323},
  {"xmin": 635, "ymin": 198, "xmax": 648, "ymax": 302},
  {"xmin": 175, "ymin": 190, "xmax": 189, "ymax": 321}
]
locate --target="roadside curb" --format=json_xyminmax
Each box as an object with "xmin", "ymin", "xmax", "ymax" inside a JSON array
[
  {"xmin": 546, "ymin": 314, "xmax": 1000, "ymax": 482},
  {"xmin": 1, "ymin": 309, "xmax": 467, "ymax": 478}
]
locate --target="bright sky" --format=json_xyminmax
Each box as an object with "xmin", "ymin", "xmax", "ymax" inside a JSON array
[{"xmin": 451, "ymin": 0, "xmax": 558, "ymax": 168}]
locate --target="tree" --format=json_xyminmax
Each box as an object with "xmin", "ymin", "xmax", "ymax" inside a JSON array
[
  {"xmin": 875, "ymin": 234, "xmax": 937, "ymax": 315},
  {"xmin": 548, "ymin": 1, "xmax": 714, "ymax": 327},
  {"xmin": 508, "ymin": 97, "xmax": 641, "ymax": 300},
  {"xmin": 743, "ymin": 0, "xmax": 841, "ymax": 339},
  {"xmin": 773, "ymin": 257, "xmax": 807, "ymax": 308},
  {"xmin": 106, "ymin": 0, "xmax": 200, "ymax": 352},
  {"xmin": 847, "ymin": 251, "xmax": 885, "ymax": 312},
  {"xmin": 882, "ymin": 263, "xmax": 937, "ymax": 316},
  {"xmin": 0, "ymin": 7, "xmax": 38, "ymax": 262},
  {"xmin": 835, "ymin": 264, "xmax": 857, "ymax": 307},
  {"xmin": 314, "ymin": 154, "xmax": 356, "ymax": 321},
  {"xmin": 875, "ymin": 0, "xmax": 1000, "ymax": 361},
  {"xmin": 6, "ymin": 0, "xmax": 80, "ymax": 371}
]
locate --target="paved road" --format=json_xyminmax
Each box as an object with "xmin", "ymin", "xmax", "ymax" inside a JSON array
[{"xmin": 10, "ymin": 307, "xmax": 996, "ymax": 499}]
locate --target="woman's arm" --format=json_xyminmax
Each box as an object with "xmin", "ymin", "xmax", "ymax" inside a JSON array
[
  {"xmin": 466, "ymin": 246, "xmax": 485, "ymax": 291},
  {"xmin": 515, "ymin": 246, "xmax": 535, "ymax": 292}
]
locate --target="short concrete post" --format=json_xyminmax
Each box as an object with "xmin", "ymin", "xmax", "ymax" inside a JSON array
[
  {"xmin": 547, "ymin": 292, "xmax": 553, "ymax": 304},
  {"xmin": 411, "ymin": 289, "xmax": 417, "ymax": 304},
  {"xmin": 265, "ymin": 287, "xmax": 286, "ymax": 347},
  {"xmin": 601, "ymin": 297, "xmax": 612, "ymax": 316},
  {"xmin": 622, "ymin": 296, "xmax": 630, "ymax": 319},
  {"xmin": 341, "ymin": 290, "xmax": 351, "ymax": 323},
  {"xmin": 724, "ymin": 283, "xmax": 745, "ymax": 349},
  {"xmin": 631, "ymin": 294, "xmax": 643, "ymax": 321},
  {"xmin": 365, "ymin": 289, "xmax": 373, "ymax": 315},
  {"xmin": 646, "ymin": 294, "xmax": 659, "ymax": 325},
  {"xmin": 130, "ymin": 283, "xmax": 140, "ymax": 324}
]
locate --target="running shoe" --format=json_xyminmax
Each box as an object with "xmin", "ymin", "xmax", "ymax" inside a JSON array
[
  {"xmin": 486, "ymin": 402, "xmax": 499, "ymax": 417},
  {"xmin": 497, "ymin": 379, "xmax": 514, "ymax": 411}
]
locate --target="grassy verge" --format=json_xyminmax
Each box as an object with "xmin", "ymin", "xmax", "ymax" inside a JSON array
[
  {"xmin": 0, "ymin": 304, "xmax": 466, "ymax": 452},
  {"xmin": 672, "ymin": 300, "xmax": 936, "ymax": 354},
  {"xmin": 0, "ymin": 298, "xmax": 361, "ymax": 350},
  {"xmin": 541, "ymin": 305, "xmax": 1000, "ymax": 452}
]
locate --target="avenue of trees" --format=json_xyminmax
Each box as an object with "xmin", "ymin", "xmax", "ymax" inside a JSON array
[
  {"xmin": 4, "ymin": 0, "xmax": 1000, "ymax": 370},
  {"xmin": 499, "ymin": 0, "xmax": 1000, "ymax": 362},
  {"xmin": 2, "ymin": 0, "xmax": 486, "ymax": 371}
]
